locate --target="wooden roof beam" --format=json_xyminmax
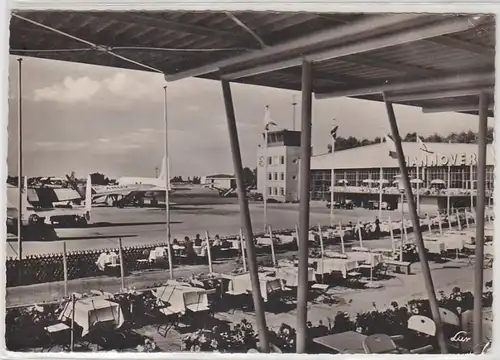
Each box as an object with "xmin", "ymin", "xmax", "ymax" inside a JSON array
[
  {"xmin": 90, "ymin": 12, "xmax": 256, "ymax": 45},
  {"xmin": 316, "ymin": 71, "xmax": 494, "ymax": 99},
  {"xmin": 166, "ymin": 13, "xmax": 423, "ymax": 81},
  {"xmin": 422, "ymin": 103, "xmax": 494, "ymax": 113},
  {"xmin": 386, "ymin": 86, "xmax": 495, "ymax": 102},
  {"xmin": 427, "ymin": 35, "xmax": 494, "ymax": 57},
  {"xmin": 213, "ymin": 15, "xmax": 484, "ymax": 82}
]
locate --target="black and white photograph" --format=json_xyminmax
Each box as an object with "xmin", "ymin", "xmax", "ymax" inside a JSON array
[{"xmin": 4, "ymin": 9, "xmax": 495, "ymax": 354}]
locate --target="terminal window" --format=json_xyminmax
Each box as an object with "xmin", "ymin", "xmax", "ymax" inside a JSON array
[
  {"xmin": 280, "ymin": 187, "xmax": 284, "ymax": 195},
  {"xmin": 274, "ymin": 187, "xmax": 278, "ymax": 195},
  {"xmin": 274, "ymin": 172, "xmax": 278, "ymax": 180},
  {"xmin": 280, "ymin": 156, "xmax": 284, "ymax": 164},
  {"xmin": 268, "ymin": 187, "xmax": 272, "ymax": 195},
  {"xmin": 268, "ymin": 172, "xmax": 272, "ymax": 181},
  {"xmin": 268, "ymin": 157, "xmax": 272, "ymax": 165},
  {"xmin": 280, "ymin": 172, "xmax": 284, "ymax": 181}
]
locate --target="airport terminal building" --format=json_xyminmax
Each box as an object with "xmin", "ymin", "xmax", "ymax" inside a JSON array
[{"xmin": 257, "ymin": 130, "xmax": 494, "ymax": 210}]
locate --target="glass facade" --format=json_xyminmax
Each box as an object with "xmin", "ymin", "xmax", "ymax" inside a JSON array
[{"xmin": 310, "ymin": 165, "xmax": 495, "ymax": 200}]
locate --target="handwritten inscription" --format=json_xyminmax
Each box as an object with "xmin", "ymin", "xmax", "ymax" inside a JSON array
[{"xmin": 450, "ymin": 331, "xmax": 472, "ymax": 343}]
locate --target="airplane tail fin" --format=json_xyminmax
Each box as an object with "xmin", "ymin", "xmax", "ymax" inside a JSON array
[
  {"xmin": 158, "ymin": 156, "xmax": 167, "ymax": 180},
  {"xmin": 85, "ymin": 175, "xmax": 92, "ymax": 221}
]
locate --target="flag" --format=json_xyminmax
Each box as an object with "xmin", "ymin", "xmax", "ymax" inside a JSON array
[
  {"xmin": 384, "ymin": 134, "xmax": 398, "ymax": 159},
  {"xmin": 331, "ymin": 124, "xmax": 339, "ymax": 140},
  {"xmin": 263, "ymin": 105, "xmax": 277, "ymax": 131},
  {"xmin": 417, "ymin": 136, "xmax": 434, "ymax": 154}
]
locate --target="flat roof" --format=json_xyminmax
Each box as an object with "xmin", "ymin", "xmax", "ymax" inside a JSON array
[
  {"xmin": 9, "ymin": 11, "xmax": 495, "ymax": 116},
  {"xmin": 311, "ymin": 142, "xmax": 495, "ymax": 170}
]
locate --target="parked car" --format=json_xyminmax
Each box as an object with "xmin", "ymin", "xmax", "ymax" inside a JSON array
[
  {"xmin": 326, "ymin": 199, "xmax": 354, "ymax": 210},
  {"xmin": 366, "ymin": 200, "xmax": 392, "ymax": 210}
]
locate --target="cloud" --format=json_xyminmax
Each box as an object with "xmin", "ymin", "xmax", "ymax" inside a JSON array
[
  {"xmin": 31, "ymin": 72, "xmax": 163, "ymax": 105},
  {"xmin": 33, "ymin": 76, "xmax": 101, "ymax": 104},
  {"xmin": 32, "ymin": 141, "xmax": 89, "ymax": 151},
  {"xmin": 98, "ymin": 138, "xmax": 110, "ymax": 142}
]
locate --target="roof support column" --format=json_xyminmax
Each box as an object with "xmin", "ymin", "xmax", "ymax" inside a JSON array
[
  {"xmin": 383, "ymin": 92, "xmax": 448, "ymax": 354},
  {"xmin": 220, "ymin": 79, "xmax": 270, "ymax": 353},
  {"xmin": 296, "ymin": 59, "xmax": 313, "ymax": 354},
  {"xmin": 473, "ymin": 90, "xmax": 488, "ymax": 353}
]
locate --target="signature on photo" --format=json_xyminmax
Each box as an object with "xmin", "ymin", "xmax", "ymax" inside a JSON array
[{"xmin": 450, "ymin": 331, "xmax": 491, "ymax": 354}]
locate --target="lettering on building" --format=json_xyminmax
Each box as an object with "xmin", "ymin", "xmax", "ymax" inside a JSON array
[{"xmin": 405, "ymin": 153, "xmax": 479, "ymax": 167}]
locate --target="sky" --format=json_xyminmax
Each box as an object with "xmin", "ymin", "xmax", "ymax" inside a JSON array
[{"xmin": 6, "ymin": 56, "xmax": 491, "ymax": 179}]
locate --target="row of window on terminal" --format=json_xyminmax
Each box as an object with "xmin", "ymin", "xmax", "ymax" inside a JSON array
[
  {"xmin": 267, "ymin": 156, "xmax": 285, "ymax": 165},
  {"xmin": 268, "ymin": 186, "xmax": 285, "ymax": 196},
  {"xmin": 268, "ymin": 172, "xmax": 285, "ymax": 181}
]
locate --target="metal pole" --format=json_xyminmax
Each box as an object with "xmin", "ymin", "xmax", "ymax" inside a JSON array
[
  {"xmin": 292, "ymin": 95, "xmax": 297, "ymax": 131},
  {"xmin": 221, "ymin": 79, "xmax": 269, "ymax": 352},
  {"xmin": 164, "ymin": 86, "xmax": 174, "ymax": 279},
  {"xmin": 17, "ymin": 58, "xmax": 23, "ymax": 260},
  {"xmin": 268, "ymin": 225, "xmax": 276, "ymax": 267},
  {"xmin": 63, "ymin": 242, "xmax": 68, "ymax": 297},
  {"xmin": 357, "ymin": 220, "xmax": 364, "ymax": 248},
  {"xmin": 118, "ymin": 237, "xmax": 125, "ymax": 290},
  {"xmin": 416, "ymin": 163, "xmax": 420, "ymax": 215},
  {"xmin": 383, "ymin": 93, "xmax": 447, "ymax": 353},
  {"xmin": 339, "ymin": 221, "xmax": 345, "ymax": 254},
  {"xmin": 470, "ymin": 164, "xmax": 474, "ymax": 208},
  {"xmin": 205, "ymin": 231, "xmax": 213, "ymax": 273},
  {"xmin": 263, "ymin": 129, "xmax": 268, "ymax": 230},
  {"xmin": 330, "ymin": 155, "xmax": 335, "ymax": 226},
  {"xmin": 378, "ymin": 173, "xmax": 383, "ymax": 220},
  {"xmin": 318, "ymin": 224, "xmax": 324, "ymax": 283},
  {"xmin": 70, "ymin": 294, "xmax": 75, "ymax": 351},
  {"xmin": 473, "ymin": 91, "xmax": 488, "ymax": 353},
  {"xmin": 239, "ymin": 228, "xmax": 247, "ymax": 272},
  {"xmin": 447, "ymin": 165, "xmax": 451, "ymax": 216},
  {"xmin": 388, "ymin": 217, "xmax": 395, "ymax": 253},
  {"xmin": 296, "ymin": 59, "xmax": 313, "ymax": 354}
]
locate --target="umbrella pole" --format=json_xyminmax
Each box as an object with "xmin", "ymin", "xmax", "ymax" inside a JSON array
[
  {"xmin": 339, "ymin": 222, "xmax": 345, "ymax": 254},
  {"xmin": 118, "ymin": 238, "xmax": 125, "ymax": 291},
  {"xmin": 63, "ymin": 242, "xmax": 68, "ymax": 298},
  {"xmin": 357, "ymin": 220, "xmax": 363, "ymax": 247},
  {"xmin": 205, "ymin": 231, "xmax": 213, "ymax": 274},
  {"xmin": 318, "ymin": 224, "xmax": 324, "ymax": 283},
  {"xmin": 239, "ymin": 228, "xmax": 247, "ymax": 272},
  {"xmin": 388, "ymin": 217, "xmax": 395, "ymax": 253},
  {"xmin": 268, "ymin": 225, "xmax": 277, "ymax": 267},
  {"xmin": 70, "ymin": 294, "xmax": 75, "ymax": 351}
]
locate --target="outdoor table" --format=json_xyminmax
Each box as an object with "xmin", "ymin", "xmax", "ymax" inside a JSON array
[
  {"xmin": 313, "ymin": 258, "xmax": 359, "ymax": 278},
  {"xmin": 273, "ymin": 266, "xmax": 315, "ymax": 287},
  {"xmin": 345, "ymin": 251, "xmax": 384, "ymax": 267},
  {"xmin": 313, "ymin": 331, "xmax": 367, "ymax": 354}
]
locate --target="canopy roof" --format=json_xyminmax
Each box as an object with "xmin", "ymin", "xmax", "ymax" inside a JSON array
[{"xmin": 9, "ymin": 11, "xmax": 495, "ymax": 116}]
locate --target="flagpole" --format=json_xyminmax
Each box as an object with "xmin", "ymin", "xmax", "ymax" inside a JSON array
[
  {"xmin": 378, "ymin": 137, "xmax": 383, "ymax": 220},
  {"xmin": 470, "ymin": 163, "xmax": 474, "ymax": 209},
  {"xmin": 447, "ymin": 164, "xmax": 451, "ymax": 217},
  {"xmin": 264, "ymin": 127, "xmax": 268, "ymax": 230},
  {"xmin": 330, "ymin": 137, "xmax": 335, "ymax": 227},
  {"xmin": 416, "ymin": 162, "xmax": 420, "ymax": 216}
]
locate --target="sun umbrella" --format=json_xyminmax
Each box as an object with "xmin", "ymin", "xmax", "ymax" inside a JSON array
[
  {"xmin": 338, "ymin": 179, "xmax": 348, "ymax": 185},
  {"xmin": 431, "ymin": 179, "xmax": 446, "ymax": 185},
  {"xmin": 376, "ymin": 179, "xmax": 389, "ymax": 184},
  {"xmin": 362, "ymin": 179, "xmax": 374, "ymax": 184},
  {"xmin": 410, "ymin": 179, "xmax": 424, "ymax": 184}
]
